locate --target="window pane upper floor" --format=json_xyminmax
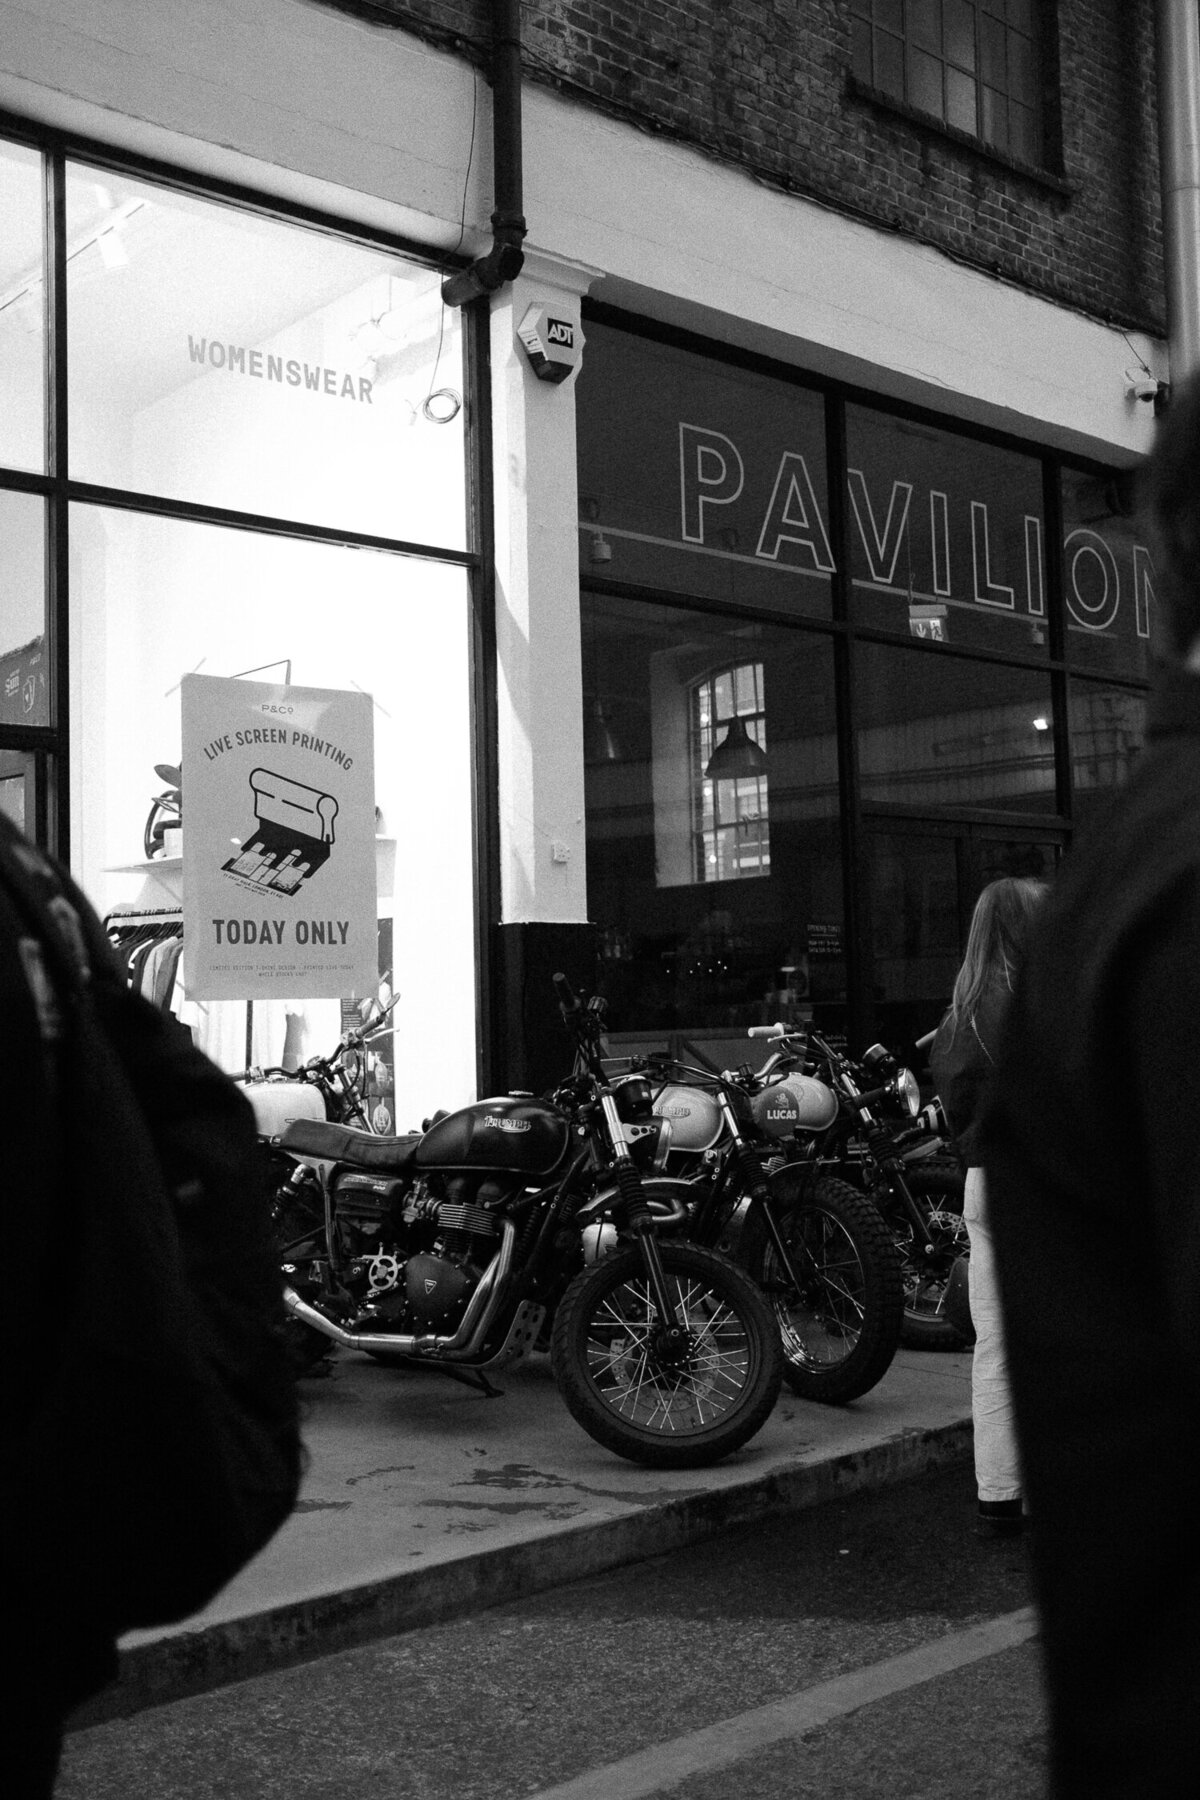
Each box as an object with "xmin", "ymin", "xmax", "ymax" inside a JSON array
[{"xmin": 851, "ymin": 0, "xmax": 1044, "ymax": 167}]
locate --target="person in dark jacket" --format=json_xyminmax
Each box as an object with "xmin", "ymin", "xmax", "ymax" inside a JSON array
[
  {"xmin": 0, "ymin": 812, "xmax": 301, "ymax": 1795},
  {"xmin": 930, "ymin": 876, "xmax": 1044, "ymax": 1536},
  {"xmin": 980, "ymin": 372, "xmax": 1200, "ymax": 1797}
]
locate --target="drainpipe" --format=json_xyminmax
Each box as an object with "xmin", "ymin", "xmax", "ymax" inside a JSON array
[
  {"xmin": 1156, "ymin": 0, "xmax": 1200, "ymax": 381},
  {"xmin": 442, "ymin": 0, "xmax": 527, "ymax": 306}
]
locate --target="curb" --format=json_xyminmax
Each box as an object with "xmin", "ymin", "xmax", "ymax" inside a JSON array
[{"xmin": 72, "ymin": 1415, "xmax": 972, "ymax": 1728}]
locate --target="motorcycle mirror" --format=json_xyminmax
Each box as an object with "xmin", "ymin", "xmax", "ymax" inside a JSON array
[{"xmin": 154, "ymin": 763, "xmax": 182, "ymax": 788}]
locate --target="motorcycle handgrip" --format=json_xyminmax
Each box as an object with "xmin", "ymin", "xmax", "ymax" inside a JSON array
[
  {"xmin": 747, "ymin": 1023, "xmax": 789, "ymax": 1038},
  {"xmin": 553, "ymin": 971, "xmax": 581, "ymax": 1014},
  {"xmin": 849, "ymin": 1084, "xmax": 892, "ymax": 1112}
]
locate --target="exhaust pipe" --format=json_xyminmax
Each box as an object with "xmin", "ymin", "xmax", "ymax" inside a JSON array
[{"xmin": 284, "ymin": 1221, "xmax": 515, "ymax": 1360}]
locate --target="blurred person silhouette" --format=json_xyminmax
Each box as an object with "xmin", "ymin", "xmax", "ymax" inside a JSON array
[
  {"xmin": 930, "ymin": 877, "xmax": 1045, "ymax": 1537},
  {"xmin": 982, "ymin": 373, "xmax": 1200, "ymax": 1796},
  {"xmin": 0, "ymin": 812, "xmax": 301, "ymax": 1795}
]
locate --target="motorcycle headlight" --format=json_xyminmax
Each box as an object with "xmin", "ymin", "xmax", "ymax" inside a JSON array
[{"xmin": 893, "ymin": 1067, "xmax": 920, "ymax": 1117}]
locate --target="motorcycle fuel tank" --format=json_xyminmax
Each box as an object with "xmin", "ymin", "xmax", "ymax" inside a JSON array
[
  {"xmin": 240, "ymin": 1080, "xmax": 327, "ymax": 1140},
  {"xmin": 750, "ymin": 1072, "xmax": 838, "ymax": 1139},
  {"xmin": 652, "ymin": 1084, "xmax": 724, "ymax": 1153},
  {"xmin": 416, "ymin": 1096, "xmax": 570, "ymax": 1175}
]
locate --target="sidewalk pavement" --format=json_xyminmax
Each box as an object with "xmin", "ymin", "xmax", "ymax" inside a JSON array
[{"xmin": 77, "ymin": 1344, "xmax": 974, "ymax": 1728}]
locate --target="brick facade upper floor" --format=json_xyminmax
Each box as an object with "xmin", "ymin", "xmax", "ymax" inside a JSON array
[{"xmin": 318, "ymin": 0, "xmax": 1165, "ymax": 336}]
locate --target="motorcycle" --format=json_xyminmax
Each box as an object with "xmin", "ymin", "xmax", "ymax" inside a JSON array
[
  {"xmin": 269, "ymin": 976, "xmax": 784, "ymax": 1468},
  {"xmin": 238, "ymin": 995, "xmax": 400, "ymax": 1253},
  {"xmin": 607, "ymin": 1046, "xmax": 904, "ymax": 1404},
  {"xmin": 760, "ymin": 1025, "xmax": 969, "ymax": 1350}
]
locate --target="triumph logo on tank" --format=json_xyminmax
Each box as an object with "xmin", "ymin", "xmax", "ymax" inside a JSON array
[
  {"xmin": 182, "ymin": 673, "xmax": 377, "ymax": 1002},
  {"xmin": 483, "ymin": 1115, "xmax": 532, "ymax": 1132}
]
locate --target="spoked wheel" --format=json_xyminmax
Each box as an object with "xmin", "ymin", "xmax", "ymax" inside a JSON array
[
  {"xmin": 893, "ymin": 1164, "xmax": 970, "ymax": 1350},
  {"xmin": 551, "ymin": 1241, "xmax": 783, "ymax": 1468},
  {"xmin": 740, "ymin": 1175, "xmax": 904, "ymax": 1403}
]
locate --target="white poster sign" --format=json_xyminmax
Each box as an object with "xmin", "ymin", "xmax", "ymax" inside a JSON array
[{"xmin": 182, "ymin": 673, "xmax": 377, "ymax": 1000}]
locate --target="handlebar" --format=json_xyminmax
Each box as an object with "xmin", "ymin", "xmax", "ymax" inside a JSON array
[{"xmin": 553, "ymin": 971, "xmax": 581, "ymax": 1018}]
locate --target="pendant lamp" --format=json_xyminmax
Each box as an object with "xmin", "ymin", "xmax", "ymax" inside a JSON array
[
  {"xmin": 584, "ymin": 696, "xmax": 621, "ymax": 763},
  {"xmin": 705, "ymin": 715, "xmax": 767, "ymax": 780}
]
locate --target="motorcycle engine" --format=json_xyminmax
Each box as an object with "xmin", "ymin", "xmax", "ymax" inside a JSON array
[{"xmin": 333, "ymin": 1169, "xmax": 517, "ymax": 1332}]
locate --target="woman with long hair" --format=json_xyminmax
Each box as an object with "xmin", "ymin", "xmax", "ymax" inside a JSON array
[{"xmin": 931, "ymin": 875, "xmax": 1046, "ymax": 1537}]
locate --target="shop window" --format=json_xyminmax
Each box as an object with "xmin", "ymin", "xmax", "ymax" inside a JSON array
[
  {"xmin": 576, "ymin": 321, "xmax": 833, "ymax": 623},
  {"xmin": 856, "ymin": 640, "xmax": 1056, "ymax": 814},
  {"xmin": 845, "ymin": 404, "xmax": 1049, "ymax": 658},
  {"xmin": 65, "ymin": 164, "xmax": 465, "ymax": 547},
  {"xmin": 0, "ymin": 489, "xmax": 48, "ymax": 728},
  {"xmin": 582, "ymin": 594, "xmax": 843, "ymax": 1041},
  {"xmin": 1068, "ymin": 678, "xmax": 1147, "ymax": 824},
  {"xmin": 70, "ymin": 504, "xmax": 478, "ymax": 1121},
  {"xmin": 692, "ymin": 663, "xmax": 771, "ymax": 882},
  {"xmin": 1060, "ymin": 468, "xmax": 1155, "ymax": 682},
  {"xmin": 850, "ymin": 0, "xmax": 1044, "ymax": 165},
  {"xmin": 0, "ymin": 137, "xmax": 46, "ymax": 473},
  {"xmin": 0, "ymin": 751, "xmax": 37, "ymax": 832}
]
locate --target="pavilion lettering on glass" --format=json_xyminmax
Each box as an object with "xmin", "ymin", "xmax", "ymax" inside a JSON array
[{"xmin": 677, "ymin": 423, "xmax": 1153, "ymax": 642}]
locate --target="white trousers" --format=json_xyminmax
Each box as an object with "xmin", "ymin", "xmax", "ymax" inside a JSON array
[{"xmin": 964, "ymin": 1167, "xmax": 1022, "ymax": 1504}]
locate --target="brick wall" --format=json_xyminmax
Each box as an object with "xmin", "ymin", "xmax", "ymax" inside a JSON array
[{"xmin": 317, "ymin": 1, "xmax": 1164, "ymax": 334}]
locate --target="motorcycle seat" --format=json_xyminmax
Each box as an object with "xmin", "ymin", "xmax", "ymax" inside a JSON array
[{"xmin": 279, "ymin": 1117, "xmax": 421, "ymax": 1173}]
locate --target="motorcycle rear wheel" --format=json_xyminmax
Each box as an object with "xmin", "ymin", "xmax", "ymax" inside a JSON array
[
  {"xmin": 892, "ymin": 1164, "xmax": 969, "ymax": 1350},
  {"xmin": 739, "ymin": 1175, "xmax": 904, "ymax": 1403},
  {"xmin": 551, "ymin": 1241, "xmax": 783, "ymax": 1468}
]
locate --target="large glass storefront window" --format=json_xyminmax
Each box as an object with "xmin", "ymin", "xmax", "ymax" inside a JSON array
[
  {"xmin": 576, "ymin": 322, "xmax": 833, "ymax": 622},
  {"xmin": 1060, "ymin": 467, "xmax": 1154, "ymax": 682},
  {"xmin": 0, "ymin": 132, "xmax": 479, "ymax": 1116},
  {"xmin": 855, "ymin": 641, "xmax": 1056, "ymax": 814},
  {"xmin": 0, "ymin": 138, "xmax": 45, "ymax": 473},
  {"xmin": 70, "ymin": 508, "xmax": 476, "ymax": 1119},
  {"xmin": 845, "ymin": 404, "xmax": 1047, "ymax": 657},
  {"xmin": 577, "ymin": 318, "xmax": 1154, "ymax": 1051},
  {"xmin": 583, "ymin": 593, "xmax": 844, "ymax": 1050},
  {"xmin": 65, "ymin": 164, "xmax": 465, "ymax": 547},
  {"xmin": 0, "ymin": 488, "xmax": 47, "ymax": 727},
  {"xmin": 1068, "ymin": 677, "xmax": 1148, "ymax": 824}
]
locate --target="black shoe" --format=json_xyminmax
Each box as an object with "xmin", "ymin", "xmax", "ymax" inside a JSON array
[{"xmin": 976, "ymin": 1498, "xmax": 1025, "ymax": 1539}]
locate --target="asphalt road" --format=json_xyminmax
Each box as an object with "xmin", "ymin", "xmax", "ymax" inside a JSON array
[{"xmin": 56, "ymin": 1462, "xmax": 1047, "ymax": 1799}]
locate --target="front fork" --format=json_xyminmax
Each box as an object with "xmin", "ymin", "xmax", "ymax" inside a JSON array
[
  {"xmin": 598, "ymin": 1093, "xmax": 688, "ymax": 1345},
  {"xmin": 716, "ymin": 1095, "xmax": 810, "ymax": 1295}
]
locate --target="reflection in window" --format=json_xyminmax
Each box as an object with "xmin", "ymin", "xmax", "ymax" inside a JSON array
[
  {"xmin": 857, "ymin": 641, "xmax": 1056, "ymax": 813},
  {"xmin": 850, "ymin": 0, "xmax": 1043, "ymax": 165},
  {"xmin": 0, "ymin": 137, "xmax": 46, "ymax": 472},
  {"xmin": 1068, "ymin": 680, "xmax": 1146, "ymax": 821},
  {"xmin": 693, "ymin": 663, "xmax": 770, "ymax": 881}
]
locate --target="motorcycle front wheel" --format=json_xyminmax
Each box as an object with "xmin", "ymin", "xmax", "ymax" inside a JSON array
[
  {"xmin": 739, "ymin": 1175, "xmax": 904, "ymax": 1404},
  {"xmin": 551, "ymin": 1242, "xmax": 782, "ymax": 1468}
]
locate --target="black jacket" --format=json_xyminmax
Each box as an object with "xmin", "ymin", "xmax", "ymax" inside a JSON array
[{"xmin": 981, "ymin": 661, "xmax": 1200, "ymax": 1796}]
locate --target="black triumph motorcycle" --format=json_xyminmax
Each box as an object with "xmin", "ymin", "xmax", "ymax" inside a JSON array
[{"xmin": 269, "ymin": 977, "xmax": 784, "ymax": 1468}]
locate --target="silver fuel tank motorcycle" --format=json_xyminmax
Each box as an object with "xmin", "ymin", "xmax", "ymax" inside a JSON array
[{"xmin": 271, "ymin": 977, "xmax": 783, "ymax": 1468}]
